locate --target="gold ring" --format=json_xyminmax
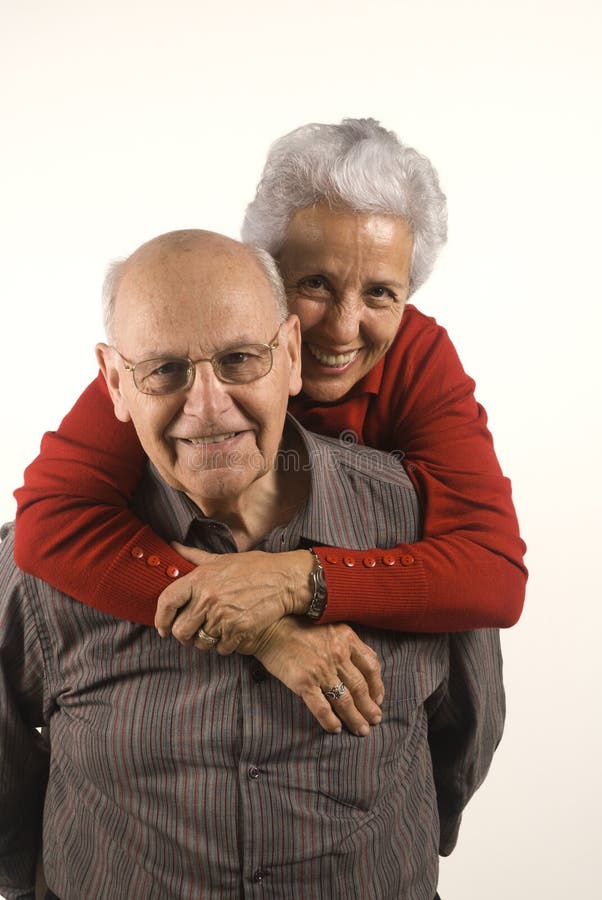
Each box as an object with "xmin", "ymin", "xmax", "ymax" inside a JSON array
[{"xmin": 196, "ymin": 627, "xmax": 219, "ymax": 647}]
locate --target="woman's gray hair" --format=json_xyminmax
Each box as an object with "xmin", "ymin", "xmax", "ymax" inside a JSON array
[
  {"xmin": 101, "ymin": 244, "xmax": 287, "ymax": 343},
  {"xmin": 241, "ymin": 118, "xmax": 448, "ymax": 294}
]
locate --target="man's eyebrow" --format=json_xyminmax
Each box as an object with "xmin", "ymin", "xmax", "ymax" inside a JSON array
[{"xmin": 133, "ymin": 333, "xmax": 274, "ymax": 360}]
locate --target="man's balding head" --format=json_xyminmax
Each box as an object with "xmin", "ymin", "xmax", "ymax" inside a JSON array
[
  {"xmin": 102, "ymin": 230, "xmax": 288, "ymax": 346},
  {"xmin": 96, "ymin": 229, "xmax": 301, "ymax": 515}
]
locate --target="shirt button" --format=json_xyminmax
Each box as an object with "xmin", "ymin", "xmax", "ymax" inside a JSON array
[
  {"xmin": 147, "ymin": 555, "xmax": 161, "ymax": 567},
  {"xmin": 401, "ymin": 554, "xmax": 415, "ymax": 566},
  {"xmin": 363, "ymin": 556, "xmax": 376, "ymax": 568},
  {"xmin": 166, "ymin": 565, "xmax": 180, "ymax": 578},
  {"xmin": 248, "ymin": 766, "xmax": 261, "ymax": 779},
  {"xmin": 325, "ymin": 554, "xmax": 338, "ymax": 565},
  {"xmin": 252, "ymin": 664, "xmax": 267, "ymax": 683},
  {"xmin": 253, "ymin": 868, "xmax": 267, "ymax": 883},
  {"xmin": 382, "ymin": 555, "xmax": 396, "ymax": 566},
  {"xmin": 343, "ymin": 556, "xmax": 355, "ymax": 567},
  {"xmin": 130, "ymin": 546, "xmax": 144, "ymax": 559}
]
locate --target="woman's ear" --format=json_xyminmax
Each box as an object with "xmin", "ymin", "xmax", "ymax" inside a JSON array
[{"xmin": 95, "ymin": 343, "xmax": 133, "ymax": 423}]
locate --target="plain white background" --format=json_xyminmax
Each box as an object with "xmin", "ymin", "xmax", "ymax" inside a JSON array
[{"xmin": 1, "ymin": 1, "xmax": 600, "ymax": 897}]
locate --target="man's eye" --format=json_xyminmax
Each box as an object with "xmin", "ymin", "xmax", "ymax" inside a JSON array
[
  {"xmin": 220, "ymin": 351, "xmax": 253, "ymax": 367},
  {"xmin": 151, "ymin": 361, "xmax": 188, "ymax": 377}
]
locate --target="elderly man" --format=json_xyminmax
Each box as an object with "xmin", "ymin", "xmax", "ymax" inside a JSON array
[{"xmin": 0, "ymin": 230, "xmax": 503, "ymax": 900}]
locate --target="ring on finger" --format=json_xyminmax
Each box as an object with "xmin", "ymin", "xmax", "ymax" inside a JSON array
[
  {"xmin": 322, "ymin": 681, "xmax": 346, "ymax": 701},
  {"xmin": 196, "ymin": 627, "xmax": 219, "ymax": 648}
]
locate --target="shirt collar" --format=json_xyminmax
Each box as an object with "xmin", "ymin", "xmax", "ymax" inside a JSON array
[
  {"xmin": 264, "ymin": 415, "xmax": 360, "ymax": 552},
  {"xmin": 141, "ymin": 414, "xmax": 359, "ymax": 553}
]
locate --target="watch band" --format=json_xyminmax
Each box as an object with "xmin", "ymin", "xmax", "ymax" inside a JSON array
[{"xmin": 306, "ymin": 548, "xmax": 328, "ymax": 620}]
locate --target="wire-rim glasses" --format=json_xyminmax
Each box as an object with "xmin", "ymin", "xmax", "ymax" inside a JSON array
[{"xmin": 114, "ymin": 329, "xmax": 281, "ymax": 396}]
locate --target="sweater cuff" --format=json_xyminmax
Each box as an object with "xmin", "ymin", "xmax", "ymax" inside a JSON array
[
  {"xmin": 312, "ymin": 547, "xmax": 429, "ymax": 630},
  {"xmin": 94, "ymin": 527, "xmax": 196, "ymax": 627}
]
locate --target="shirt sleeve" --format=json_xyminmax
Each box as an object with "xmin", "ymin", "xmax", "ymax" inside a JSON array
[
  {"xmin": 13, "ymin": 375, "xmax": 195, "ymax": 627},
  {"xmin": 426, "ymin": 629, "xmax": 505, "ymax": 855},
  {"xmin": 312, "ymin": 312, "xmax": 527, "ymax": 632},
  {"xmin": 0, "ymin": 527, "xmax": 50, "ymax": 900}
]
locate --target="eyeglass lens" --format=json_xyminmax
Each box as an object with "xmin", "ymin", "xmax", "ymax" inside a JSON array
[{"xmin": 134, "ymin": 344, "xmax": 274, "ymax": 394}]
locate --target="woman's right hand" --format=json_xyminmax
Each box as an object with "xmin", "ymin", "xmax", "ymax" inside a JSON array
[{"xmin": 154, "ymin": 543, "xmax": 315, "ymax": 652}]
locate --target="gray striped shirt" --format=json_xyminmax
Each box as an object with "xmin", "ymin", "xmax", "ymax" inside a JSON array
[{"xmin": 0, "ymin": 417, "xmax": 504, "ymax": 900}]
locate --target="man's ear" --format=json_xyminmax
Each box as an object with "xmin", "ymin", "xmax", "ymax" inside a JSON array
[
  {"xmin": 283, "ymin": 315, "xmax": 303, "ymax": 397},
  {"xmin": 95, "ymin": 343, "xmax": 133, "ymax": 423}
]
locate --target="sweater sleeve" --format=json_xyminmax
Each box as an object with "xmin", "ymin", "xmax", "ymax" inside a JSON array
[
  {"xmin": 310, "ymin": 311, "xmax": 527, "ymax": 632},
  {"xmin": 13, "ymin": 374, "xmax": 195, "ymax": 626}
]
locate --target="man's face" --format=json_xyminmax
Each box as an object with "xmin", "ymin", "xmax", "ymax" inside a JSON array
[{"xmin": 98, "ymin": 233, "xmax": 302, "ymax": 514}]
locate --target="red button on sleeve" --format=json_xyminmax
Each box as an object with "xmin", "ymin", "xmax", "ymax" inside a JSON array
[
  {"xmin": 363, "ymin": 556, "xmax": 376, "ymax": 568},
  {"xmin": 324, "ymin": 554, "xmax": 338, "ymax": 565},
  {"xmin": 130, "ymin": 546, "xmax": 144, "ymax": 559},
  {"xmin": 382, "ymin": 555, "xmax": 396, "ymax": 566},
  {"xmin": 166, "ymin": 566, "xmax": 180, "ymax": 578},
  {"xmin": 401, "ymin": 554, "xmax": 415, "ymax": 566},
  {"xmin": 343, "ymin": 556, "xmax": 356, "ymax": 567},
  {"xmin": 147, "ymin": 554, "xmax": 161, "ymax": 567}
]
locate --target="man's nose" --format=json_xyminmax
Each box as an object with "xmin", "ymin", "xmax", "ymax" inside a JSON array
[{"xmin": 182, "ymin": 362, "xmax": 232, "ymax": 416}]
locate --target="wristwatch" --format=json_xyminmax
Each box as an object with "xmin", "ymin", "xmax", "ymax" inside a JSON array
[{"xmin": 306, "ymin": 548, "xmax": 328, "ymax": 620}]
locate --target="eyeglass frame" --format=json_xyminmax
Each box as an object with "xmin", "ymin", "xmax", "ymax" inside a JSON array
[{"xmin": 112, "ymin": 327, "xmax": 281, "ymax": 396}]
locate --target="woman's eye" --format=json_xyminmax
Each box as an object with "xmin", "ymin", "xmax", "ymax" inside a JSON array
[
  {"xmin": 299, "ymin": 275, "xmax": 328, "ymax": 291},
  {"xmin": 366, "ymin": 286, "xmax": 396, "ymax": 305}
]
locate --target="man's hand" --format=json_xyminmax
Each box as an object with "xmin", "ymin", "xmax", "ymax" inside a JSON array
[
  {"xmin": 250, "ymin": 618, "xmax": 384, "ymax": 736},
  {"xmin": 155, "ymin": 544, "xmax": 314, "ymax": 652}
]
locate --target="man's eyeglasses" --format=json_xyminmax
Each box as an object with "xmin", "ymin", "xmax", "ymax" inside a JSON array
[{"xmin": 114, "ymin": 329, "xmax": 280, "ymax": 396}]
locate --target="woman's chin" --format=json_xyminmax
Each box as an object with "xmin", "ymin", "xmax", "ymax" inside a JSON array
[{"xmin": 301, "ymin": 349, "xmax": 366, "ymax": 401}]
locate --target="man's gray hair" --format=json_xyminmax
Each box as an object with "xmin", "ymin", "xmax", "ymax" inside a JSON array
[
  {"xmin": 102, "ymin": 257, "xmax": 126, "ymax": 344},
  {"xmin": 241, "ymin": 118, "xmax": 448, "ymax": 295},
  {"xmin": 101, "ymin": 242, "xmax": 288, "ymax": 344}
]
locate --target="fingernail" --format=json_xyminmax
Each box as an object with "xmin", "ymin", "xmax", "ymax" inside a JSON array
[
  {"xmin": 375, "ymin": 694, "xmax": 384, "ymax": 705},
  {"xmin": 356, "ymin": 724, "xmax": 370, "ymax": 737},
  {"xmin": 371, "ymin": 712, "xmax": 382, "ymax": 724}
]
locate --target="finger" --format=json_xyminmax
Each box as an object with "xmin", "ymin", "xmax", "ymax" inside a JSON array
[
  {"xmin": 320, "ymin": 680, "xmax": 372, "ymax": 736},
  {"xmin": 170, "ymin": 541, "xmax": 213, "ymax": 565},
  {"xmin": 170, "ymin": 603, "xmax": 214, "ymax": 644},
  {"xmin": 299, "ymin": 688, "xmax": 343, "ymax": 734},
  {"xmin": 350, "ymin": 643, "xmax": 385, "ymax": 706},
  {"xmin": 155, "ymin": 580, "xmax": 195, "ymax": 636},
  {"xmin": 336, "ymin": 664, "xmax": 383, "ymax": 727},
  {"xmin": 192, "ymin": 627, "xmax": 221, "ymax": 653}
]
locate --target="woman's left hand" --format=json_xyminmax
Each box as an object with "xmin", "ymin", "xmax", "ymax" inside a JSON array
[{"xmin": 155, "ymin": 542, "xmax": 314, "ymax": 653}]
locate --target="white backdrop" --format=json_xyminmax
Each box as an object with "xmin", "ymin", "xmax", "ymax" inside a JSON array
[{"xmin": 1, "ymin": 1, "xmax": 601, "ymax": 897}]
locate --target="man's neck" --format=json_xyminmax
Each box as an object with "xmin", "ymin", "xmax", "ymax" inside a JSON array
[{"xmin": 191, "ymin": 423, "xmax": 310, "ymax": 551}]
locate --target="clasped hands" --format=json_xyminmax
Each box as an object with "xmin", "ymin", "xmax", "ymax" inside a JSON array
[{"xmin": 155, "ymin": 543, "xmax": 384, "ymax": 736}]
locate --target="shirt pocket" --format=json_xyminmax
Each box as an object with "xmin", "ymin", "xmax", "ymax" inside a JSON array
[
  {"xmin": 315, "ymin": 630, "xmax": 445, "ymax": 812},
  {"xmin": 316, "ymin": 693, "xmax": 423, "ymax": 811}
]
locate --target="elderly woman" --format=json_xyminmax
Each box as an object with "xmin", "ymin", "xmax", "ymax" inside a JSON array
[{"xmin": 14, "ymin": 118, "xmax": 526, "ymax": 649}]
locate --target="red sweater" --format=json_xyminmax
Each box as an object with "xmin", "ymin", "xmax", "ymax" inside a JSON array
[{"xmin": 14, "ymin": 305, "xmax": 526, "ymax": 631}]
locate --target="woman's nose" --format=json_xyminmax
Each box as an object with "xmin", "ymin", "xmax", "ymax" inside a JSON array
[{"xmin": 322, "ymin": 299, "xmax": 362, "ymax": 345}]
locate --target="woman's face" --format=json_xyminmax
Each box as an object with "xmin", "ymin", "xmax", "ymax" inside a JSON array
[{"xmin": 277, "ymin": 202, "xmax": 413, "ymax": 403}]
